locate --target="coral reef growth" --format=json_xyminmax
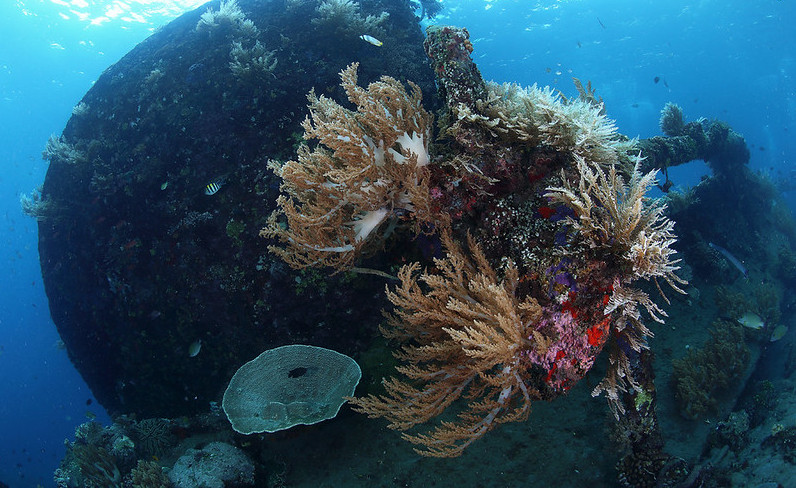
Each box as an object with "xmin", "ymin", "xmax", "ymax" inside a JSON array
[
  {"xmin": 42, "ymin": 135, "xmax": 86, "ymax": 165},
  {"xmin": 659, "ymin": 102, "xmax": 685, "ymax": 137},
  {"xmin": 20, "ymin": 186, "xmax": 52, "ymax": 221},
  {"xmin": 312, "ymin": 0, "xmax": 389, "ymax": 37},
  {"xmin": 472, "ymin": 81, "xmax": 634, "ymax": 167},
  {"xmin": 129, "ymin": 460, "xmax": 170, "ymax": 488},
  {"xmin": 349, "ymin": 233, "xmax": 543, "ymax": 457},
  {"xmin": 710, "ymin": 410, "xmax": 750, "ymax": 452},
  {"xmin": 229, "ymin": 40, "xmax": 277, "ymax": 81},
  {"xmin": 332, "ymin": 29, "xmax": 685, "ymax": 456},
  {"xmin": 546, "ymin": 157, "xmax": 684, "ymax": 290},
  {"xmin": 262, "ymin": 63, "xmax": 437, "ymax": 271},
  {"xmin": 547, "ymin": 158, "xmax": 686, "ymax": 415},
  {"xmin": 638, "ymin": 108, "xmax": 749, "ymax": 177},
  {"xmin": 672, "ymin": 320, "xmax": 751, "ymax": 419},
  {"xmin": 55, "ymin": 443, "xmax": 121, "ymax": 488},
  {"xmin": 129, "ymin": 418, "xmax": 175, "ymax": 458},
  {"xmin": 196, "ymin": 0, "xmax": 259, "ymax": 37},
  {"xmin": 55, "ymin": 413, "xmax": 236, "ymax": 488},
  {"xmin": 169, "ymin": 442, "xmax": 255, "ymax": 488}
]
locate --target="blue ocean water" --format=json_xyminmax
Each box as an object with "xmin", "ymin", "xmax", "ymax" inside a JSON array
[{"xmin": 0, "ymin": 0, "xmax": 793, "ymax": 486}]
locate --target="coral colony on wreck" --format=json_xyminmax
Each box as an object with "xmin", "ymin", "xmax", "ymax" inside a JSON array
[{"xmin": 10, "ymin": 0, "xmax": 796, "ymax": 487}]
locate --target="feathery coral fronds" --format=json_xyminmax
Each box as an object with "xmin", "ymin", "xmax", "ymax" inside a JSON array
[
  {"xmin": 262, "ymin": 63, "xmax": 437, "ymax": 271},
  {"xmin": 545, "ymin": 158, "xmax": 686, "ymax": 415},
  {"xmin": 545, "ymin": 156, "xmax": 685, "ymax": 291},
  {"xmin": 348, "ymin": 233, "xmax": 543, "ymax": 457}
]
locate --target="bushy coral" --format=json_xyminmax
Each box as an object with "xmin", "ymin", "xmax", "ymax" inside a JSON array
[
  {"xmin": 20, "ymin": 186, "xmax": 52, "ymax": 221},
  {"xmin": 672, "ymin": 320, "xmax": 750, "ymax": 419},
  {"xmin": 42, "ymin": 135, "xmax": 86, "ymax": 165},
  {"xmin": 229, "ymin": 40, "xmax": 277, "ymax": 81},
  {"xmin": 546, "ymin": 157, "xmax": 684, "ymax": 291},
  {"xmin": 458, "ymin": 81, "xmax": 637, "ymax": 168},
  {"xmin": 659, "ymin": 102, "xmax": 685, "ymax": 137},
  {"xmin": 262, "ymin": 63, "xmax": 437, "ymax": 270},
  {"xmin": 312, "ymin": 0, "xmax": 389, "ymax": 37},
  {"xmin": 349, "ymin": 233, "xmax": 544, "ymax": 457},
  {"xmin": 129, "ymin": 460, "xmax": 170, "ymax": 488},
  {"xmin": 195, "ymin": 0, "xmax": 259, "ymax": 37}
]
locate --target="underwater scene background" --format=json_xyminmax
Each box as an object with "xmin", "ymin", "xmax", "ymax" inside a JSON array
[{"xmin": 1, "ymin": 0, "xmax": 796, "ymax": 487}]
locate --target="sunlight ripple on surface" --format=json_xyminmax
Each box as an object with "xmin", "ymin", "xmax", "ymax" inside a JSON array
[{"xmin": 39, "ymin": 0, "xmax": 208, "ymax": 25}]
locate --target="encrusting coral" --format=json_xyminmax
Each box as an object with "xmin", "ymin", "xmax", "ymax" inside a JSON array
[{"xmin": 262, "ymin": 63, "xmax": 439, "ymax": 271}]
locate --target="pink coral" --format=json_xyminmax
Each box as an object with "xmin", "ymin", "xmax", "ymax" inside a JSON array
[{"xmin": 525, "ymin": 305, "xmax": 607, "ymax": 391}]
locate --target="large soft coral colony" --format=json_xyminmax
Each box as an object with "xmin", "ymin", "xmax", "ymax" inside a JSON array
[
  {"xmin": 262, "ymin": 63, "xmax": 438, "ymax": 270},
  {"xmin": 348, "ymin": 233, "xmax": 544, "ymax": 457},
  {"xmin": 263, "ymin": 28, "xmax": 686, "ymax": 458}
]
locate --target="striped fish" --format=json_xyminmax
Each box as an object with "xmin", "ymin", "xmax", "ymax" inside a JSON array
[
  {"xmin": 204, "ymin": 181, "xmax": 223, "ymax": 195},
  {"xmin": 204, "ymin": 174, "xmax": 228, "ymax": 195}
]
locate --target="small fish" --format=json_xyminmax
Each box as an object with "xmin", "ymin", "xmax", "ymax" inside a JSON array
[
  {"xmin": 188, "ymin": 340, "xmax": 202, "ymax": 357},
  {"xmin": 160, "ymin": 182, "xmax": 169, "ymax": 191},
  {"xmin": 204, "ymin": 175, "xmax": 228, "ymax": 195},
  {"xmin": 737, "ymin": 312, "xmax": 764, "ymax": 330},
  {"xmin": 85, "ymin": 410, "xmax": 97, "ymax": 420},
  {"xmin": 708, "ymin": 242, "xmax": 748, "ymax": 279},
  {"xmin": 654, "ymin": 76, "xmax": 660, "ymax": 84},
  {"xmin": 770, "ymin": 325, "xmax": 788, "ymax": 342},
  {"xmin": 359, "ymin": 34, "xmax": 383, "ymax": 47},
  {"xmin": 205, "ymin": 182, "xmax": 223, "ymax": 195}
]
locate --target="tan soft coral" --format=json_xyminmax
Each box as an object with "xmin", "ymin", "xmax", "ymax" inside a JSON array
[
  {"xmin": 348, "ymin": 233, "xmax": 543, "ymax": 457},
  {"xmin": 262, "ymin": 63, "xmax": 438, "ymax": 271}
]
